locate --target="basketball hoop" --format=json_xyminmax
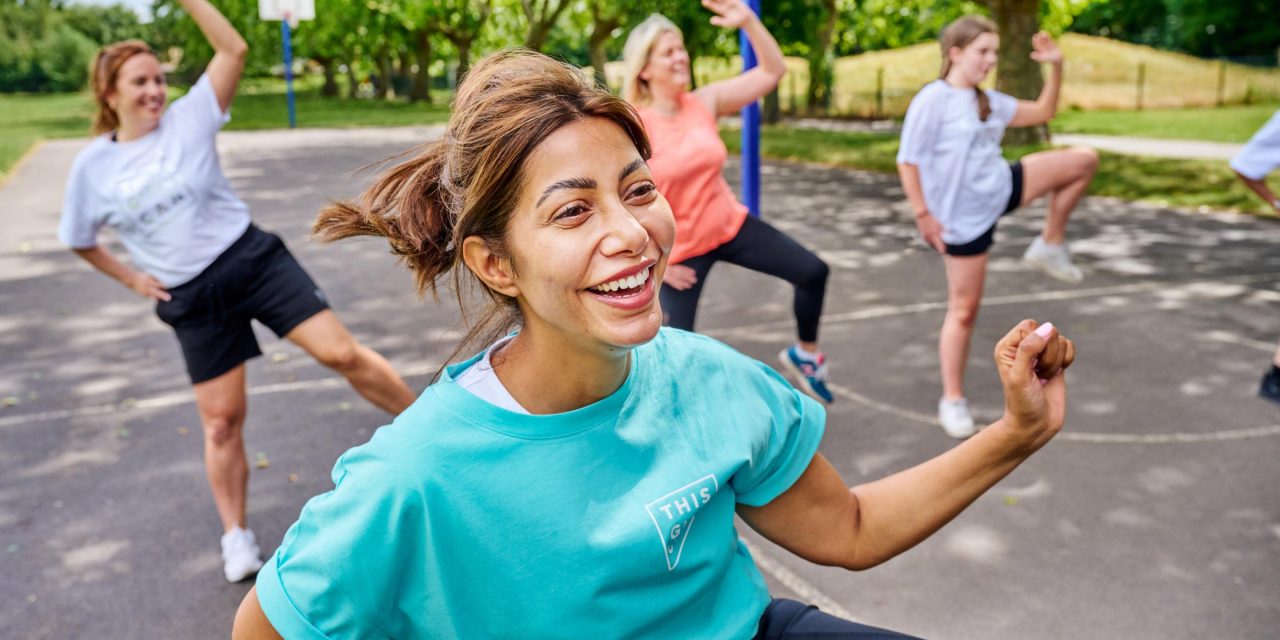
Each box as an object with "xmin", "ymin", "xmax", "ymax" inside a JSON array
[
  {"xmin": 258, "ymin": 0, "xmax": 313, "ymax": 129},
  {"xmin": 259, "ymin": 0, "xmax": 313, "ymax": 27}
]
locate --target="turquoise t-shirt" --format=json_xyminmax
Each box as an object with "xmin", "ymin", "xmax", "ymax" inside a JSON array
[{"xmin": 256, "ymin": 328, "xmax": 826, "ymax": 639}]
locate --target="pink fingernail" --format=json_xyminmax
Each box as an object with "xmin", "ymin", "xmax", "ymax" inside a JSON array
[{"xmin": 1034, "ymin": 322, "xmax": 1055, "ymax": 338}]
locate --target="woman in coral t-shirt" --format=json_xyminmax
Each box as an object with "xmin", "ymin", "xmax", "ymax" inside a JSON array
[{"xmin": 622, "ymin": 0, "xmax": 833, "ymax": 403}]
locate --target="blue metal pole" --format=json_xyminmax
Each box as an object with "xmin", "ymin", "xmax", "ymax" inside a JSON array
[
  {"xmin": 739, "ymin": 0, "xmax": 761, "ymax": 217},
  {"xmin": 282, "ymin": 19, "xmax": 297, "ymax": 129}
]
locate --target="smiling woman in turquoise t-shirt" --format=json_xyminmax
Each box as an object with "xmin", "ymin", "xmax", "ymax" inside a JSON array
[{"xmin": 232, "ymin": 50, "xmax": 1077, "ymax": 640}]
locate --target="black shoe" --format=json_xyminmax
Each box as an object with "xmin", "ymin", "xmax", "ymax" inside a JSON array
[{"xmin": 1260, "ymin": 368, "xmax": 1280, "ymax": 405}]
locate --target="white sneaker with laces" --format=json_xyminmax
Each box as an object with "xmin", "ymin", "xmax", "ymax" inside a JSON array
[
  {"xmin": 937, "ymin": 398, "xmax": 977, "ymax": 439},
  {"xmin": 220, "ymin": 526, "xmax": 264, "ymax": 583},
  {"xmin": 1023, "ymin": 236, "xmax": 1083, "ymax": 283}
]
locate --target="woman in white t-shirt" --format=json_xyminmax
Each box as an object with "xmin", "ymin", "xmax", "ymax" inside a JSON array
[
  {"xmin": 58, "ymin": 0, "xmax": 415, "ymax": 583},
  {"xmin": 896, "ymin": 15, "xmax": 1098, "ymax": 439}
]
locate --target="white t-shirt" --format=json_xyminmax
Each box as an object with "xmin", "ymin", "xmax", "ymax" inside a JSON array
[
  {"xmin": 897, "ymin": 80, "xmax": 1020, "ymax": 245},
  {"xmin": 58, "ymin": 74, "xmax": 252, "ymax": 287},
  {"xmin": 452, "ymin": 335, "xmax": 530, "ymax": 414},
  {"xmin": 1230, "ymin": 108, "xmax": 1280, "ymax": 181}
]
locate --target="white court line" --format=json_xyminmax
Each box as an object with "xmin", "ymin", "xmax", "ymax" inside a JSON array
[
  {"xmin": 0, "ymin": 363, "xmax": 439, "ymax": 429},
  {"xmin": 741, "ymin": 539, "xmax": 858, "ymax": 622},
  {"xmin": 825, "ymin": 382, "xmax": 1280, "ymax": 444},
  {"xmin": 1201, "ymin": 330, "xmax": 1278, "ymax": 353},
  {"xmin": 706, "ymin": 272, "xmax": 1280, "ymax": 340}
]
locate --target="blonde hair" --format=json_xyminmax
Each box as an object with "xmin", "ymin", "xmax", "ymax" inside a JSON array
[
  {"xmin": 90, "ymin": 40, "xmax": 156, "ymax": 135},
  {"xmin": 621, "ymin": 14, "xmax": 682, "ymax": 105},
  {"xmin": 938, "ymin": 15, "xmax": 997, "ymax": 122}
]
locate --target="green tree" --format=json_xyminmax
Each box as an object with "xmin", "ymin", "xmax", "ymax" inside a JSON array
[
  {"xmin": 588, "ymin": 0, "xmax": 636, "ymax": 88},
  {"xmin": 62, "ymin": 3, "xmax": 148, "ymax": 45},
  {"xmin": 0, "ymin": 0, "xmax": 101, "ymax": 92},
  {"xmin": 151, "ymin": 0, "xmax": 281, "ymax": 81},
  {"xmin": 521, "ymin": 0, "xmax": 573, "ymax": 52},
  {"xmin": 1071, "ymin": 0, "xmax": 1279, "ymax": 59},
  {"xmin": 433, "ymin": 0, "xmax": 492, "ymax": 82}
]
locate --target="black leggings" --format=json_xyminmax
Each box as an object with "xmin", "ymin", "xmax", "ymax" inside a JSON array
[
  {"xmin": 660, "ymin": 216, "xmax": 829, "ymax": 343},
  {"xmin": 754, "ymin": 599, "xmax": 921, "ymax": 639}
]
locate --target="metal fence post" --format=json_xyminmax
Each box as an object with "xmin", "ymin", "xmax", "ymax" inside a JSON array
[
  {"xmin": 1216, "ymin": 60, "xmax": 1227, "ymax": 107},
  {"xmin": 875, "ymin": 67, "xmax": 884, "ymax": 118},
  {"xmin": 1136, "ymin": 61, "xmax": 1146, "ymax": 111}
]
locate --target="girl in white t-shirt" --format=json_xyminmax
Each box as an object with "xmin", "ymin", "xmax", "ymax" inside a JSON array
[
  {"xmin": 896, "ymin": 16, "xmax": 1098, "ymax": 439},
  {"xmin": 58, "ymin": 0, "xmax": 415, "ymax": 583}
]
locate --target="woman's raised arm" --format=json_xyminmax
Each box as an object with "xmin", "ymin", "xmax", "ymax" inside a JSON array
[
  {"xmin": 694, "ymin": 0, "xmax": 787, "ymax": 117},
  {"xmin": 179, "ymin": 0, "xmax": 249, "ymax": 112}
]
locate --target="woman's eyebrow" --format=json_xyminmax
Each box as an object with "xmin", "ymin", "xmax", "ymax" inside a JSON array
[
  {"xmin": 619, "ymin": 159, "xmax": 646, "ymax": 182},
  {"xmin": 536, "ymin": 177, "xmax": 596, "ymax": 207}
]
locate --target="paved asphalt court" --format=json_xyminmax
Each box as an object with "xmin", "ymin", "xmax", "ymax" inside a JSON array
[{"xmin": 2, "ymin": 127, "xmax": 1278, "ymax": 639}]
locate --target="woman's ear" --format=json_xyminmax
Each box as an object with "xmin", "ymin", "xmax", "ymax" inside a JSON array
[{"xmin": 461, "ymin": 236, "xmax": 520, "ymax": 298}]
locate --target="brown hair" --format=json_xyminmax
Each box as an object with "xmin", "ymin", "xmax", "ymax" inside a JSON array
[
  {"xmin": 90, "ymin": 40, "xmax": 156, "ymax": 135},
  {"xmin": 313, "ymin": 49, "xmax": 652, "ymax": 362},
  {"xmin": 939, "ymin": 15, "xmax": 996, "ymax": 122}
]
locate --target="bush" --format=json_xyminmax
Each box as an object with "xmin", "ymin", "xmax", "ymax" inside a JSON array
[{"xmin": 38, "ymin": 25, "xmax": 97, "ymax": 92}]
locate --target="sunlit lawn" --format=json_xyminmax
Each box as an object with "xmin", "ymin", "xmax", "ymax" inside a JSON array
[
  {"xmin": 721, "ymin": 126, "xmax": 1277, "ymax": 216},
  {"xmin": 5, "ymin": 76, "xmax": 1275, "ymax": 216},
  {"xmin": 1053, "ymin": 104, "xmax": 1278, "ymax": 144},
  {"xmin": 0, "ymin": 81, "xmax": 450, "ymax": 179}
]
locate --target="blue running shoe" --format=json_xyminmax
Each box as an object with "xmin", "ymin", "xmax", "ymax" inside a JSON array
[
  {"xmin": 778, "ymin": 346, "xmax": 834, "ymax": 404},
  {"xmin": 1260, "ymin": 366, "xmax": 1280, "ymax": 405}
]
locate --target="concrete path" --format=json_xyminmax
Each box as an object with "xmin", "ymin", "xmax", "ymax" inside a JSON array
[
  {"xmin": 722, "ymin": 116, "xmax": 1246, "ymax": 161},
  {"xmin": 1052, "ymin": 134, "xmax": 1243, "ymax": 160},
  {"xmin": 2, "ymin": 127, "xmax": 1278, "ymax": 639}
]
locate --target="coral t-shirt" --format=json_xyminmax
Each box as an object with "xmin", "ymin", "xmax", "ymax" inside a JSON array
[{"xmin": 637, "ymin": 93, "xmax": 749, "ymax": 265}]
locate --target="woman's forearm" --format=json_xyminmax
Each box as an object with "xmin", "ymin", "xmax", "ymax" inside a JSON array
[
  {"xmin": 740, "ymin": 14, "xmax": 787, "ymax": 79},
  {"xmin": 846, "ymin": 420, "xmax": 1037, "ymax": 567},
  {"xmin": 73, "ymin": 246, "xmax": 139, "ymax": 288},
  {"xmin": 179, "ymin": 0, "xmax": 248, "ymax": 57}
]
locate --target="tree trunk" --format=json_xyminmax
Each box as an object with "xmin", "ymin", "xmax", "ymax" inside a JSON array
[
  {"xmin": 588, "ymin": 0, "xmax": 619, "ymax": 90},
  {"xmin": 522, "ymin": 0, "xmax": 569, "ymax": 52},
  {"xmin": 525, "ymin": 26, "xmax": 550, "ymax": 52},
  {"xmin": 319, "ymin": 57, "xmax": 338, "ymax": 97},
  {"xmin": 397, "ymin": 49, "xmax": 414, "ymax": 97},
  {"xmin": 806, "ymin": 0, "xmax": 838, "ymax": 115},
  {"xmin": 345, "ymin": 59, "xmax": 359, "ymax": 98},
  {"xmin": 411, "ymin": 29, "xmax": 432, "ymax": 103},
  {"xmin": 379, "ymin": 51, "xmax": 395, "ymax": 99},
  {"xmin": 455, "ymin": 40, "xmax": 472, "ymax": 85},
  {"xmin": 588, "ymin": 27, "xmax": 615, "ymax": 89},
  {"xmin": 763, "ymin": 88, "xmax": 781, "ymax": 124},
  {"xmin": 987, "ymin": 0, "xmax": 1048, "ymax": 145}
]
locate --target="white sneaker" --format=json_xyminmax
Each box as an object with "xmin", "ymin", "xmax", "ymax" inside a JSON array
[
  {"xmin": 220, "ymin": 526, "xmax": 264, "ymax": 583},
  {"xmin": 1023, "ymin": 236, "xmax": 1083, "ymax": 283},
  {"xmin": 937, "ymin": 398, "xmax": 977, "ymax": 439}
]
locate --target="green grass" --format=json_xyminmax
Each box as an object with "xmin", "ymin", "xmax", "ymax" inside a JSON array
[
  {"xmin": 607, "ymin": 33, "xmax": 1280, "ymax": 117},
  {"xmin": 223, "ymin": 89, "xmax": 451, "ymax": 131},
  {"xmin": 721, "ymin": 126, "xmax": 1277, "ymax": 216},
  {"xmin": 1052, "ymin": 104, "xmax": 1279, "ymax": 143},
  {"xmin": 0, "ymin": 81, "xmax": 451, "ymax": 180},
  {"xmin": 0, "ymin": 92, "xmax": 98, "ymax": 177}
]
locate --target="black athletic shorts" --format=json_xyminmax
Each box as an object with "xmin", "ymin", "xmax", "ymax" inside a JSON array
[
  {"xmin": 754, "ymin": 599, "xmax": 921, "ymax": 639},
  {"xmin": 155, "ymin": 224, "xmax": 330, "ymax": 384},
  {"xmin": 944, "ymin": 160, "xmax": 1024, "ymax": 257}
]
